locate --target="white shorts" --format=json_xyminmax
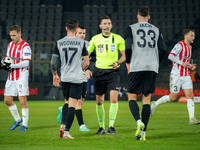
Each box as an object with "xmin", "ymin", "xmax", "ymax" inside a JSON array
[
  {"xmin": 4, "ymin": 74, "xmax": 29, "ymax": 96},
  {"xmin": 170, "ymin": 73, "xmax": 193, "ymax": 93}
]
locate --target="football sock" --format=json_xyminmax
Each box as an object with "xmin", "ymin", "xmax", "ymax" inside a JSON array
[
  {"xmin": 65, "ymin": 107, "xmax": 75, "ymax": 131},
  {"xmin": 142, "ymin": 104, "xmax": 150, "ymax": 131},
  {"xmin": 129, "ymin": 100, "xmax": 140, "ymax": 122},
  {"xmin": 142, "ymin": 131, "xmax": 146, "ymax": 136},
  {"xmin": 136, "ymin": 119, "xmax": 142, "ymax": 125},
  {"xmin": 187, "ymin": 99, "xmax": 195, "ymax": 120},
  {"xmin": 109, "ymin": 102, "xmax": 118, "ymax": 127},
  {"xmin": 96, "ymin": 104, "xmax": 105, "ymax": 129},
  {"xmin": 155, "ymin": 95, "xmax": 170, "ymax": 106},
  {"xmin": 8, "ymin": 104, "xmax": 21, "ymax": 122},
  {"xmin": 75, "ymin": 109, "xmax": 84, "ymax": 126},
  {"xmin": 80, "ymin": 124, "xmax": 85, "ymax": 128},
  {"xmin": 22, "ymin": 108, "xmax": 29, "ymax": 127},
  {"xmin": 61, "ymin": 103, "xmax": 68, "ymax": 125}
]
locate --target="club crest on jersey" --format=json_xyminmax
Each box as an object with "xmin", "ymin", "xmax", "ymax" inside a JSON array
[
  {"xmin": 98, "ymin": 45, "xmax": 103, "ymax": 53},
  {"xmin": 110, "ymin": 45, "xmax": 116, "ymax": 52}
]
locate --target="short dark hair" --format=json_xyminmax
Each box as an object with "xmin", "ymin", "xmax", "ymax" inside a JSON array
[
  {"xmin": 66, "ymin": 19, "xmax": 79, "ymax": 32},
  {"xmin": 100, "ymin": 15, "xmax": 111, "ymax": 24},
  {"xmin": 183, "ymin": 29, "xmax": 195, "ymax": 36},
  {"xmin": 9, "ymin": 25, "xmax": 21, "ymax": 33},
  {"xmin": 78, "ymin": 25, "xmax": 85, "ymax": 30},
  {"xmin": 138, "ymin": 6, "xmax": 149, "ymax": 17}
]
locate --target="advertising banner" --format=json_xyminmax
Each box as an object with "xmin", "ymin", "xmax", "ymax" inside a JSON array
[{"xmin": 0, "ymin": 82, "xmax": 44, "ymax": 100}]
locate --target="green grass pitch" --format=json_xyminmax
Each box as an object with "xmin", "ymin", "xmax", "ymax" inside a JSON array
[{"xmin": 0, "ymin": 100, "xmax": 199, "ymax": 150}]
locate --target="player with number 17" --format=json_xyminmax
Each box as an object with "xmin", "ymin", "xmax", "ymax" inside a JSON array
[{"xmin": 51, "ymin": 19, "xmax": 89, "ymax": 139}]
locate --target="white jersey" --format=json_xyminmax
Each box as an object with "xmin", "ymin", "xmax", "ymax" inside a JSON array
[
  {"xmin": 6, "ymin": 40, "xmax": 31, "ymax": 81},
  {"xmin": 170, "ymin": 40, "xmax": 191, "ymax": 77}
]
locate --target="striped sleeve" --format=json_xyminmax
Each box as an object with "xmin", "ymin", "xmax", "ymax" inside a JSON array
[
  {"xmin": 170, "ymin": 43, "xmax": 182, "ymax": 56},
  {"xmin": 22, "ymin": 45, "xmax": 32, "ymax": 61}
]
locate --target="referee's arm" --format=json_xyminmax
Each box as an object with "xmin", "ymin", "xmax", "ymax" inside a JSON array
[
  {"xmin": 87, "ymin": 37, "xmax": 95, "ymax": 56},
  {"xmin": 118, "ymin": 50, "xmax": 125, "ymax": 64}
]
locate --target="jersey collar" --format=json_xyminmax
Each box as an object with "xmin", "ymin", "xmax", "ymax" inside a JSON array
[
  {"xmin": 14, "ymin": 40, "xmax": 25, "ymax": 46},
  {"xmin": 102, "ymin": 33, "xmax": 112, "ymax": 38},
  {"xmin": 182, "ymin": 40, "xmax": 191, "ymax": 48}
]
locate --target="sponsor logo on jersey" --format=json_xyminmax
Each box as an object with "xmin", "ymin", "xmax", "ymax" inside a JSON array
[
  {"xmin": 98, "ymin": 45, "xmax": 103, "ymax": 53},
  {"xmin": 110, "ymin": 45, "xmax": 116, "ymax": 52}
]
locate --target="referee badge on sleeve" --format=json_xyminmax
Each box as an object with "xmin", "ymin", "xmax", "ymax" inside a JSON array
[
  {"xmin": 110, "ymin": 45, "xmax": 116, "ymax": 52},
  {"xmin": 98, "ymin": 45, "xmax": 103, "ymax": 53}
]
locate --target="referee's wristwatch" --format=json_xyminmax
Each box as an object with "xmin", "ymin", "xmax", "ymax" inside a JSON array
[{"xmin": 116, "ymin": 62, "xmax": 119, "ymax": 66}]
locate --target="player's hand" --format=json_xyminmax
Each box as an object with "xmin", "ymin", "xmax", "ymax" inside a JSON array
[
  {"xmin": 2, "ymin": 62, "xmax": 11, "ymax": 71},
  {"xmin": 53, "ymin": 75, "xmax": 60, "ymax": 87},
  {"xmin": 182, "ymin": 62, "xmax": 189, "ymax": 68},
  {"xmin": 189, "ymin": 64, "xmax": 197, "ymax": 70},
  {"xmin": 85, "ymin": 70, "xmax": 92, "ymax": 80}
]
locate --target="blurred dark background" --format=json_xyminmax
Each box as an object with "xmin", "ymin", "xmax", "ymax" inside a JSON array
[{"xmin": 0, "ymin": 0, "xmax": 199, "ymax": 99}]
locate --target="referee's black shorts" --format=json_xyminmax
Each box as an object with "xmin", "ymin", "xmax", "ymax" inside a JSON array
[
  {"xmin": 93, "ymin": 68, "xmax": 120, "ymax": 95},
  {"xmin": 128, "ymin": 71, "xmax": 157, "ymax": 96},
  {"xmin": 61, "ymin": 82, "xmax": 83, "ymax": 100}
]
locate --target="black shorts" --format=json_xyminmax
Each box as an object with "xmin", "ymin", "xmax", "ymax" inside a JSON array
[
  {"xmin": 128, "ymin": 71, "xmax": 157, "ymax": 96},
  {"xmin": 93, "ymin": 68, "xmax": 120, "ymax": 95},
  {"xmin": 61, "ymin": 82, "xmax": 83, "ymax": 100},
  {"xmin": 82, "ymin": 82, "xmax": 87, "ymax": 99}
]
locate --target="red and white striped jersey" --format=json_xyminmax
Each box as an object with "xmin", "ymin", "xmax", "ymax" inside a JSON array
[
  {"xmin": 6, "ymin": 40, "xmax": 32, "ymax": 80},
  {"xmin": 170, "ymin": 40, "xmax": 191, "ymax": 76}
]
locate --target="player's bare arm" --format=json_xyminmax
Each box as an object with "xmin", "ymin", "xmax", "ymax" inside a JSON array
[{"xmin": 118, "ymin": 50, "xmax": 126, "ymax": 64}]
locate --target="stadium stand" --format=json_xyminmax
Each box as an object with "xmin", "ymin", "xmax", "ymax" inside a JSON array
[{"xmin": 0, "ymin": 0, "xmax": 199, "ymax": 98}]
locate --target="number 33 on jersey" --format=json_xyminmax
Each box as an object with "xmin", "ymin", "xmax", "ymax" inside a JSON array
[{"xmin": 127, "ymin": 22, "xmax": 165, "ymax": 74}]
